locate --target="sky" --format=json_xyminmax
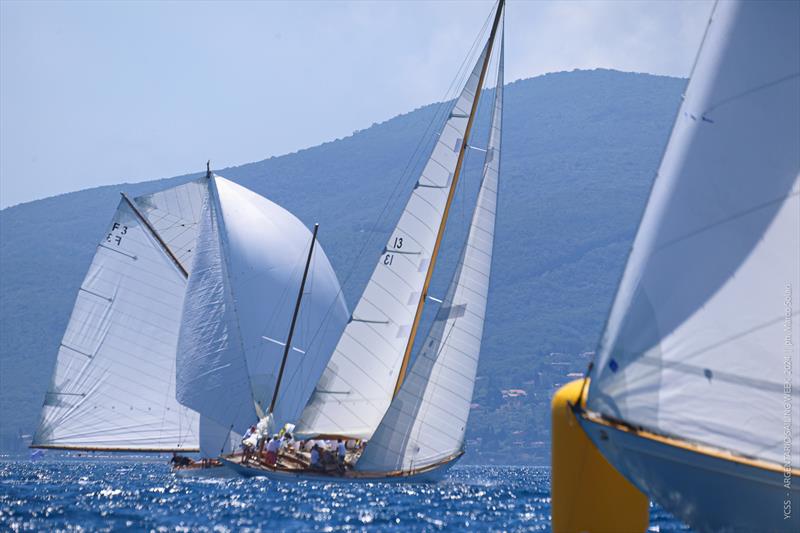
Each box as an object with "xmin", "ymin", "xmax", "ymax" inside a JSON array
[{"xmin": 0, "ymin": 0, "xmax": 713, "ymax": 209}]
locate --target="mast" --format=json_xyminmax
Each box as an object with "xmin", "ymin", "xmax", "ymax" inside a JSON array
[
  {"xmin": 267, "ymin": 223, "xmax": 320, "ymax": 416},
  {"xmin": 392, "ymin": 0, "xmax": 505, "ymax": 397}
]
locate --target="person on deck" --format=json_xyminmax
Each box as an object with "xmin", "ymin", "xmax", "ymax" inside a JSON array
[
  {"xmin": 265, "ymin": 436, "xmax": 280, "ymax": 466},
  {"xmin": 310, "ymin": 444, "xmax": 322, "ymax": 471},
  {"xmin": 337, "ymin": 440, "xmax": 347, "ymax": 468}
]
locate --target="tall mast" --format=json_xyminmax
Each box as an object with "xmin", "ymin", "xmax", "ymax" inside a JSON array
[
  {"xmin": 267, "ymin": 223, "xmax": 320, "ymax": 416},
  {"xmin": 392, "ymin": 0, "xmax": 505, "ymax": 397}
]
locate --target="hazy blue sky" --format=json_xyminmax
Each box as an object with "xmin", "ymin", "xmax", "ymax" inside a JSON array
[{"xmin": 0, "ymin": 0, "xmax": 712, "ymax": 208}]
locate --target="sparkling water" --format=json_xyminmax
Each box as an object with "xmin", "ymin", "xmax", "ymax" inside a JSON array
[{"xmin": 0, "ymin": 460, "xmax": 690, "ymax": 531}]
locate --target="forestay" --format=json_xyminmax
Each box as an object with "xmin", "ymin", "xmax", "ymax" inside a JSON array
[
  {"xmin": 33, "ymin": 179, "xmax": 207, "ymax": 451},
  {"xmin": 587, "ymin": 0, "xmax": 800, "ymax": 467},
  {"xmin": 176, "ymin": 176, "xmax": 349, "ymax": 437},
  {"xmin": 295, "ymin": 42, "xmax": 491, "ymax": 441},
  {"xmin": 357, "ymin": 34, "xmax": 503, "ymax": 472}
]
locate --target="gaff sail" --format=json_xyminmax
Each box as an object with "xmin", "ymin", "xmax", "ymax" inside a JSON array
[
  {"xmin": 296, "ymin": 12, "xmax": 499, "ymax": 441},
  {"xmin": 32, "ymin": 179, "xmax": 207, "ymax": 451},
  {"xmin": 176, "ymin": 175, "xmax": 349, "ymax": 438},
  {"xmin": 357, "ymin": 29, "xmax": 504, "ymax": 473},
  {"xmin": 587, "ymin": 0, "xmax": 800, "ymax": 468}
]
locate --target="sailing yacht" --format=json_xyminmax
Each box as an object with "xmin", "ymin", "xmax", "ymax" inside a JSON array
[
  {"xmin": 555, "ymin": 1, "xmax": 799, "ymax": 530},
  {"xmin": 221, "ymin": 0, "xmax": 506, "ymax": 482},
  {"xmin": 31, "ymin": 167, "xmax": 348, "ymax": 478}
]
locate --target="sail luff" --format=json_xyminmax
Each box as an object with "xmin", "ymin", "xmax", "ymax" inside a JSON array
[
  {"xmin": 393, "ymin": 0, "xmax": 506, "ymax": 397},
  {"xmin": 357, "ymin": 28, "xmax": 504, "ymax": 472}
]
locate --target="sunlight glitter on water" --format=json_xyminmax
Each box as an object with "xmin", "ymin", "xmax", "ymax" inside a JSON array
[{"xmin": 0, "ymin": 461, "xmax": 690, "ymax": 531}]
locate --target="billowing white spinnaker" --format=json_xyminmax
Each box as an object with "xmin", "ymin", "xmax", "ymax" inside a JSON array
[
  {"xmin": 357, "ymin": 33, "xmax": 503, "ymax": 472},
  {"xmin": 33, "ymin": 179, "xmax": 208, "ymax": 450},
  {"xmin": 587, "ymin": 0, "xmax": 800, "ymax": 467},
  {"xmin": 176, "ymin": 175, "xmax": 349, "ymax": 437},
  {"xmin": 295, "ymin": 42, "xmax": 491, "ymax": 441}
]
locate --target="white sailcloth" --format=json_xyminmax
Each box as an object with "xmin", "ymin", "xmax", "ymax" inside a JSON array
[
  {"xmin": 295, "ymin": 42, "xmax": 491, "ymax": 440},
  {"xmin": 33, "ymin": 179, "xmax": 208, "ymax": 450},
  {"xmin": 176, "ymin": 176, "xmax": 349, "ymax": 437},
  {"xmin": 587, "ymin": 0, "xmax": 800, "ymax": 467},
  {"xmin": 357, "ymin": 36, "xmax": 503, "ymax": 472}
]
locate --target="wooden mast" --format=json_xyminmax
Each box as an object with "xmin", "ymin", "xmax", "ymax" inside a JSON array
[
  {"xmin": 267, "ymin": 223, "xmax": 320, "ymax": 416},
  {"xmin": 392, "ymin": 0, "xmax": 505, "ymax": 397}
]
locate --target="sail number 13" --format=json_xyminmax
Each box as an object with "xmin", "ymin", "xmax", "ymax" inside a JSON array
[{"xmin": 384, "ymin": 237, "xmax": 404, "ymax": 266}]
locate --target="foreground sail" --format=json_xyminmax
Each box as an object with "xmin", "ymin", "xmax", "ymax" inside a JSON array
[
  {"xmin": 579, "ymin": 1, "xmax": 799, "ymax": 530},
  {"xmin": 33, "ymin": 179, "xmax": 207, "ymax": 451},
  {"xmin": 176, "ymin": 175, "xmax": 349, "ymax": 441},
  {"xmin": 357, "ymin": 36, "xmax": 503, "ymax": 474},
  {"xmin": 296, "ymin": 2, "xmax": 502, "ymax": 442}
]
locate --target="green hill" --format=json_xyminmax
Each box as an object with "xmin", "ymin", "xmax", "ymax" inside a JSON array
[{"xmin": 0, "ymin": 69, "xmax": 683, "ymax": 462}]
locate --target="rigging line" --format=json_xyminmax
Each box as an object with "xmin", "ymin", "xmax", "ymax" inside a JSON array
[
  {"xmin": 277, "ymin": 5, "xmax": 498, "ymax": 382},
  {"xmin": 656, "ymin": 189, "xmax": 799, "ymax": 252},
  {"xmin": 612, "ymin": 311, "xmax": 799, "ymax": 391},
  {"xmin": 336, "ymin": 2, "xmax": 495, "ymax": 293},
  {"xmin": 702, "ymin": 72, "xmax": 799, "ymax": 117},
  {"xmin": 395, "ymin": 0, "xmax": 505, "ymax": 398},
  {"xmin": 582, "ymin": 0, "xmax": 721, "ymax": 402}
]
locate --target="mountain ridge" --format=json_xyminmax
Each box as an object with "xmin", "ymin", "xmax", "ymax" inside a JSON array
[{"xmin": 0, "ymin": 69, "xmax": 684, "ymax": 461}]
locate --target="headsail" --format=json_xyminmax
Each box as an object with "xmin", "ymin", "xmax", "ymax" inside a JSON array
[
  {"xmin": 587, "ymin": 0, "xmax": 800, "ymax": 467},
  {"xmin": 32, "ymin": 179, "xmax": 207, "ymax": 451},
  {"xmin": 357, "ymin": 31, "xmax": 503, "ymax": 472},
  {"xmin": 295, "ymin": 1, "xmax": 504, "ymax": 440},
  {"xmin": 176, "ymin": 176, "xmax": 349, "ymax": 437}
]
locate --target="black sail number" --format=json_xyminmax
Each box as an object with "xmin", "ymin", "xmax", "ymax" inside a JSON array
[
  {"xmin": 106, "ymin": 221, "xmax": 128, "ymax": 246},
  {"xmin": 384, "ymin": 236, "xmax": 404, "ymax": 267}
]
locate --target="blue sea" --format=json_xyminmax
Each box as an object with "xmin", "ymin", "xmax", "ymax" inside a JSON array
[{"xmin": 0, "ymin": 460, "xmax": 690, "ymax": 531}]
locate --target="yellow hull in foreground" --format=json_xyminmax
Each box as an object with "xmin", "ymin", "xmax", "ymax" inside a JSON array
[{"xmin": 551, "ymin": 379, "xmax": 648, "ymax": 532}]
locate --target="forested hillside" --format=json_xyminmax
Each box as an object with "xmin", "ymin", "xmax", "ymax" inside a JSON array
[{"xmin": 0, "ymin": 69, "xmax": 683, "ymax": 462}]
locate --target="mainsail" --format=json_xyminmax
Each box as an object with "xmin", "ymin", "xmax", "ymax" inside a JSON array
[
  {"xmin": 587, "ymin": 0, "xmax": 800, "ymax": 468},
  {"xmin": 176, "ymin": 175, "xmax": 349, "ymax": 438},
  {"xmin": 33, "ymin": 179, "xmax": 207, "ymax": 451},
  {"xmin": 296, "ymin": 1, "xmax": 503, "ymax": 440},
  {"xmin": 357, "ymin": 32, "xmax": 504, "ymax": 472}
]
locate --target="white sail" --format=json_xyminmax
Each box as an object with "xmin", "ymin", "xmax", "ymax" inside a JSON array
[
  {"xmin": 33, "ymin": 179, "xmax": 208, "ymax": 450},
  {"xmin": 199, "ymin": 415, "xmax": 241, "ymax": 457},
  {"xmin": 587, "ymin": 0, "xmax": 800, "ymax": 467},
  {"xmin": 135, "ymin": 178, "xmax": 209, "ymax": 270},
  {"xmin": 176, "ymin": 175, "xmax": 349, "ymax": 437},
  {"xmin": 295, "ymin": 42, "xmax": 492, "ymax": 441},
  {"xmin": 357, "ymin": 35, "xmax": 503, "ymax": 472}
]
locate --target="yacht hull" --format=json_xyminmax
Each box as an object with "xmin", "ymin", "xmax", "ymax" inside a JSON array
[
  {"xmin": 219, "ymin": 453, "xmax": 460, "ymax": 483},
  {"xmin": 579, "ymin": 413, "xmax": 800, "ymax": 532},
  {"xmin": 171, "ymin": 463, "xmax": 237, "ymax": 479}
]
